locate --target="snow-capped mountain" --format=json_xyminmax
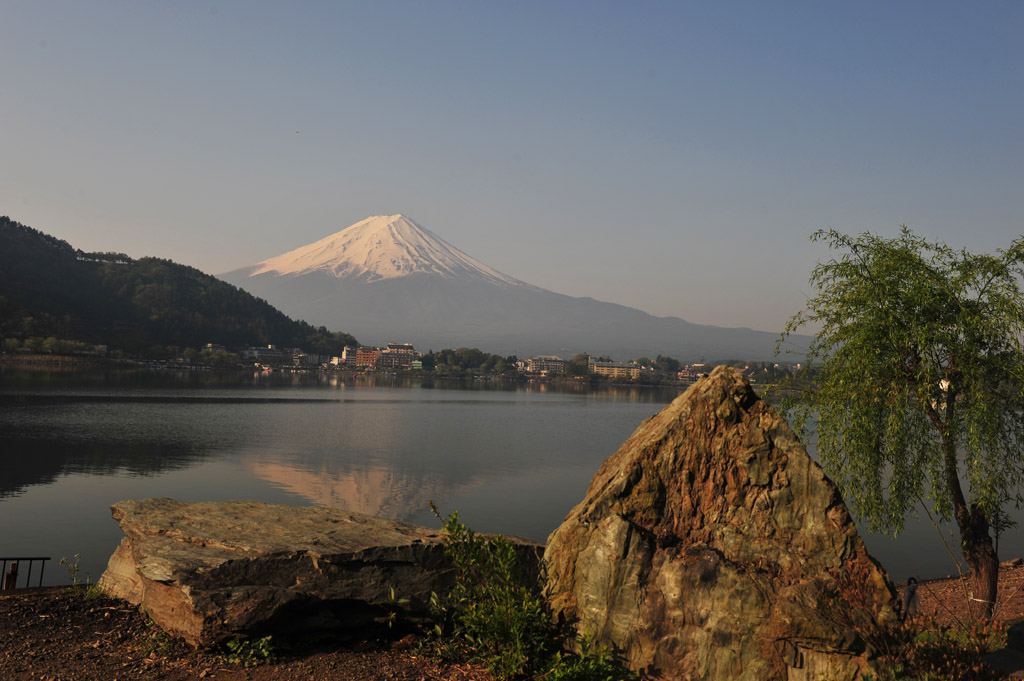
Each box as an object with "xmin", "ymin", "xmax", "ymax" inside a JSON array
[
  {"xmin": 220, "ymin": 214, "xmax": 797, "ymax": 360},
  {"xmin": 247, "ymin": 214, "xmax": 531, "ymax": 288}
]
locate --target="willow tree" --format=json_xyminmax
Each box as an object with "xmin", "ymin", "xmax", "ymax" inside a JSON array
[{"xmin": 781, "ymin": 227, "xmax": 1024, "ymax": 619}]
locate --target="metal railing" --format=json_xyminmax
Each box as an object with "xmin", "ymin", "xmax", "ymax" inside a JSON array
[{"xmin": 1, "ymin": 557, "xmax": 50, "ymax": 590}]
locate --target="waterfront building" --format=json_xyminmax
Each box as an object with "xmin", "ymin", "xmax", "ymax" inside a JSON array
[{"xmin": 526, "ymin": 355, "xmax": 565, "ymax": 374}]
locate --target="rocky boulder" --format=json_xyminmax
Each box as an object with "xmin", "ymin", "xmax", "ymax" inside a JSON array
[
  {"xmin": 99, "ymin": 498, "xmax": 540, "ymax": 646},
  {"xmin": 544, "ymin": 366, "xmax": 897, "ymax": 681}
]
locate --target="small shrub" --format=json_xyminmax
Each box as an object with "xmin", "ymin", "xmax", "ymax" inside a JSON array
[
  {"xmin": 542, "ymin": 636, "xmax": 634, "ymax": 681},
  {"xmin": 59, "ymin": 553, "xmax": 88, "ymax": 587},
  {"xmin": 141, "ymin": 618, "xmax": 190, "ymax": 659},
  {"xmin": 896, "ymin": 620, "xmax": 1004, "ymax": 681},
  {"xmin": 58, "ymin": 553, "xmax": 104, "ymax": 599},
  {"xmin": 426, "ymin": 504, "xmax": 557, "ymax": 678},
  {"xmin": 222, "ymin": 635, "xmax": 276, "ymax": 667},
  {"xmin": 424, "ymin": 503, "xmax": 638, "ymax": 681},
  {"xmin": 815, "ymin": 559, "xmax": 1004, "ymax": 680},
  {"xmin": 847, "ymin": 619, "xmax": 1005, "ymax": 681}
]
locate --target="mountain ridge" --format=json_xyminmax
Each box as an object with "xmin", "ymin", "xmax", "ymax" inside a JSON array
[{"xmin": 221, "ymin": 215, "xmax": 804, "ymax": 361}]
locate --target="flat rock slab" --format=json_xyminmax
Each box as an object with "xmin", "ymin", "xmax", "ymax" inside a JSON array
[{"xmin": 99, "ymin": 498, "xmax": 539, "ymax": 646}]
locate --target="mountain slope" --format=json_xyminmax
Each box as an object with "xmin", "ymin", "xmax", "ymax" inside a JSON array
[
  {"xmin": 0, "ymin": 216, "xmax": 357, "ymax": 354},
  {"xmin": 221, "ymin": 214, "xmax": 804, "ymax": 360}
]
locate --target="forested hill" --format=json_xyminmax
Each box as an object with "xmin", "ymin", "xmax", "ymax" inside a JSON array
[{"xmin": 0, "ymin": 216, "xmax": 358, "ymax": 355}]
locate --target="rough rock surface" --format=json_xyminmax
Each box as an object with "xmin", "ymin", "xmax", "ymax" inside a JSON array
[
  {"xmin": 544, "ymin": 366, "xmax": 897, "ymax": 681},
  {"xmin": 99, "ymin": 498, "xmax": 540, "ymax": 646}
]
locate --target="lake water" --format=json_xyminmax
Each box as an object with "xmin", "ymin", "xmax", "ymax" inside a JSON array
[{"xmin": 1, "ymin": 367, "xmax": 1018, "ymax": 587}]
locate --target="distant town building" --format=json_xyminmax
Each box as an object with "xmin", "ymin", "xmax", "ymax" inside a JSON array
[
  {"xmin": 526, "ymin": 355, "xmax": 565, "ymax": 374},
  {"xmin": 588, "ymin": 357, "xmax": 644, "ymax": 380},
  {"xmin": 378, "ymin": 342, "xmax": 416, "ymax": 369},
  {"xmin": 330, "ymin": 346, "xmax": 358, "ymax": 367},
  {"xmin": 291, "ymin": 350, "xmax": 323, "ymax": 367},
  {"xmin": 242, "ymin": 344, "xmax": 288, "ymax": 364},
  {"xmin": 355, "ymin": 347, "xmax": 380, "ymax": 367}
]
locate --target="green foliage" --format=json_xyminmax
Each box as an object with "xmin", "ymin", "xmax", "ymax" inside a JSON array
[
  {"xmin": 222, "ymin": 636, "xmax": 276, "ymax": 667},
  {"xmin": 780, "ymin": 227, "xmax": 1024, "ymax": 541},
  {"xmin": 852, "ymin": 620, "xmax": 1005, "ymax": 681},
  {"xmin": 540, "ymin": 637, "xmax": 633, "ymax": 681},
  {"xmin": 653, "ymin": 354, "xmax": 681, "ymax": 374},
  {"xmin": 58, "ymin": 553, "xmax": 105, "ymax": 599},
  {"xmin": 565, "ymin": 353, "xmax": 590, "ymax": 377},
  {"xmin": 424, "ymin": 348, "xmax": 515, "ymax": 375},
  {"xmin": 59, "ymin": 553, "xmax": 87, "ymax": 586},
  {"xmin": 141, "ymin": 618, "xmax": 191, "ymax": 659},
  {"xmin": 426, "ymin": 504, "xmax": 556, "ymax": 678},
  {"xmin": 423, "ymin": 504, "xmax": 637, "ymax": 681},
  {"xmin": 382, "ymin": 585, "xmax": 411, "ymax": 630},
  {"xmin": 816, "ymin": 559, "xmax": 1004, "ymax": 681},
  {"xmin": 748, "ymin": 360, "xmax": 792, "ymax": 385},
  {"xmin": 0, "ymin": 216, "xmax": 358, "ymax": 354}
]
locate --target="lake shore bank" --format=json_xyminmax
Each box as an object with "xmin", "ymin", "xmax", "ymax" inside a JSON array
[{"xmin": 3, "ymin": 562, "xmax": 1024, "ymax": 681}]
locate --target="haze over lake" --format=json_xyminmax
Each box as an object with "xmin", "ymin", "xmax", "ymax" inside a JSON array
[{"xmin": 2, "ymin": 368, "xmax": 1017, "ymax": 587}]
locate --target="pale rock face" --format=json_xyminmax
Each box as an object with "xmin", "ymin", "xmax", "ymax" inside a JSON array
[
  {"xmin": 248, "ymin": 214, "xmax": 528, "ymax": 287},
  {"xmin": 543, "ymin": 366, "xmax": 897, "ymax": 681}
]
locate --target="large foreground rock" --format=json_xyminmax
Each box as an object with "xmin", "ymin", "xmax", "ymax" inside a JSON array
[
  {"xmin": 544, "ymin": 366, "xmax": 897, "ymax": 681},
  {"xmin": 99, "ymin": 498, "xmax": 540, "ymax": 646}
]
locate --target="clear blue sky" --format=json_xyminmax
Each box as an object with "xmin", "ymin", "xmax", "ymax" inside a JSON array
[{"xmin": 2, "ymin": 1, "xmax": 1021, "ymax": 332}]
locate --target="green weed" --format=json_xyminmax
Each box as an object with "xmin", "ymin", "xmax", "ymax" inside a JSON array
[
  {"xmin": 222, "ymin": 635, "xmax": 276, "ymax": 667},
  {"xmin": 422, "ymin": 502, "xmax": 638, "ymax": 681},
  {"xmin": 141, "ymin": 618, "xmax": 190, "ymax": 659},
  {"xmin": 58, "ymin": 553, "xmax": 104, "ymax": 599},
  {"xmin": 382, "ymin": 585, "xmax": 411, "ymax": 630}
]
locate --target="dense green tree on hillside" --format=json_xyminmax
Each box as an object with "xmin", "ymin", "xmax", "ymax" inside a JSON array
[
  {"xmin": 305, "ymin": 327, "xmax": 359, "ymax": 356},
  {"xmin": 564, "ymin": 353, "xmax": 590, "ymax": 376},
  {"xmin": 424, "ymin": 348, "xmax": 514, "ymax": 375},
  {"xmin": 0, "ymin": 216, "xmax": 357, "ymax": 354},
  {"xmin": 750, "ymin": 361, "xmax": 788, "ymax": 383},
  {"xmin": 654, "ymin": 354, "xmax": 681, "ymax": 373},
  {"xmin": 780, "ymin": 227, "xmax": 1024, "ymax": 619}
]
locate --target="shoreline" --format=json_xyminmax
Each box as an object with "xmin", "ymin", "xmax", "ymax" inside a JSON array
[{"xmin": 3, "ymin": 562, "xmax": 1024, "ymax": 681}]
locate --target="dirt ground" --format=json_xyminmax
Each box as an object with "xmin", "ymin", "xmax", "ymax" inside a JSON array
[
  {"xmin": 3, "ymin": 562, "xmax": 1024, "ymax": 681},
  {"xmin": 911, "ymin": 558, "xmax": 1024, "ymax": 625},
  {"xmin": 0, "ymin": 587, "xmax": 494, "ymax": 681}
]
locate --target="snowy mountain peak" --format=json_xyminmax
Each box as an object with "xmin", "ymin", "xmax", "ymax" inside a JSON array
[{"xmin": 247, "ymin": 214, "xmax": 526, "ymax": 286}]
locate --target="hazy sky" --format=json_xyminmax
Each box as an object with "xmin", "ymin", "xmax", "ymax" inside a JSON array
[{"xmin": 2, "ymin": 2, "xmax": 1021, "ymax": 333}]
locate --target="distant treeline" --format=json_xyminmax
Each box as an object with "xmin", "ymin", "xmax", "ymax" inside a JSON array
[{"xmin": 0, "ymin": 216, "xmax": 357, "ymax": 355}]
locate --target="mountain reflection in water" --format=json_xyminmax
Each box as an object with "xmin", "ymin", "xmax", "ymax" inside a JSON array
[
  {"xmin": 1, "ymin": 368, "xmax": 1019, "ymax": 587},
  {"xmin": 0, "ymin": 369, "xmax": 679, "ymax": 583}
]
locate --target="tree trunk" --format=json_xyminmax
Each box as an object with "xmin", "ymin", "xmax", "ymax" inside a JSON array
[
  {"xmin": 956, "ymin": 503, "xmax": 999, "ymax": 620},
  {"xmin": 943, "ymin": 423, "xmax": 999, "ymax": 619}
]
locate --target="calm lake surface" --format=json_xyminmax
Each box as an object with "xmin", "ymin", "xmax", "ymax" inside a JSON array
[{"xmin": 1, "ymin": 367, "xmax": 1019, "ymax": 586}]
